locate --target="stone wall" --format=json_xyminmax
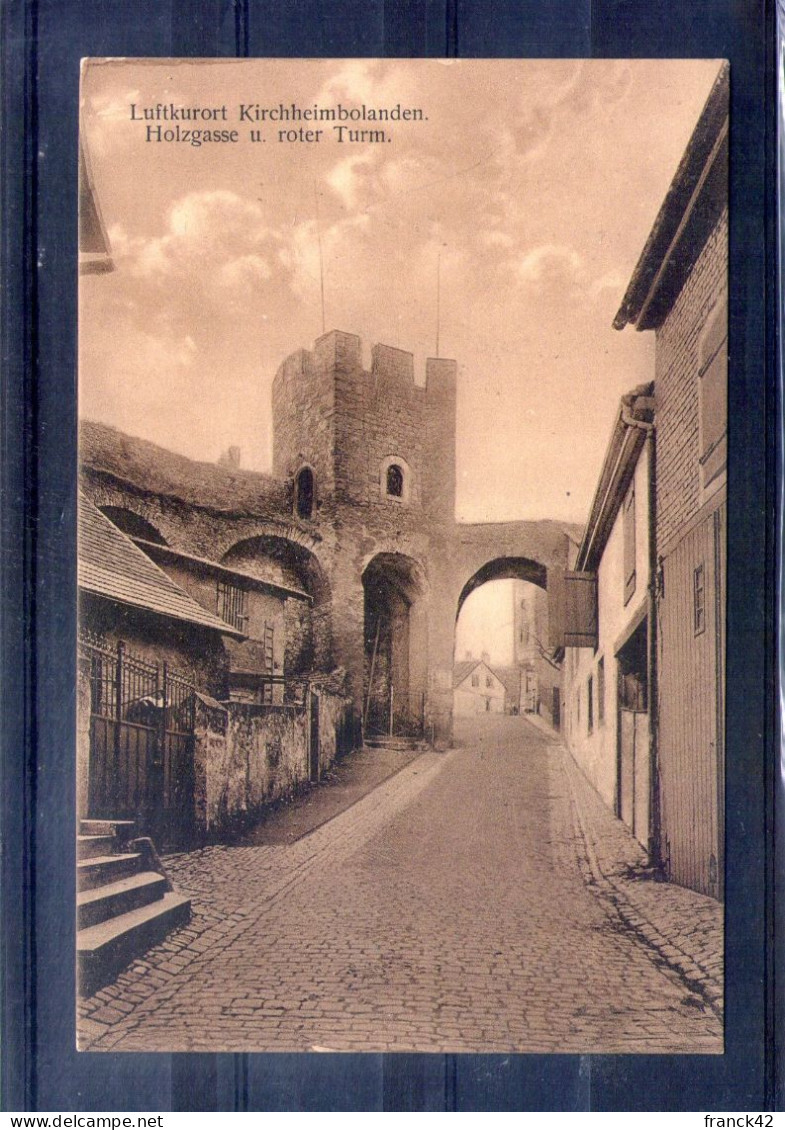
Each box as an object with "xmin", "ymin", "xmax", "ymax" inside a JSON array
[{"xmin": 193, "ymin": 689, "xmax": 351, "ymax": 836}]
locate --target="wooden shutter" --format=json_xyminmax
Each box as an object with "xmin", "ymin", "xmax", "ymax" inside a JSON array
[
  {"xmin": 564, "ymin": 571, "xmax": 598, "ymax": 648},
  {"xmin": 549, "ymin": 568, "xmax": 598, "ymax": 649}
]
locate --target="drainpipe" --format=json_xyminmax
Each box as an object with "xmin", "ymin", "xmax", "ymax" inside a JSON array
[{"xmin": 621, "ymin": 405, "xmax": 660, "ymax": 872}]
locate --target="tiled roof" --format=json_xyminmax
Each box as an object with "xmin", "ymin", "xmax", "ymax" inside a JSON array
[
  {"xmin": 133, "ymin": 539, "xmax": 311, "ymax": 603},
  {"xmin": 493, "ymin": 666, "xmax": 523, "ymax": 699},
  {"xmin": 78, "ymin": 492, "xmax": 244, "ymax": 638},
  {"xmin": 453, "ymin": 659, "xmax": 480, "ymax": 688}
]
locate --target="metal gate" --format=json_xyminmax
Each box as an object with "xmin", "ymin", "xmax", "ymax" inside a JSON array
[{"xmin": 80, "ymin": 634, "xmax": 196, "ymax": 845}]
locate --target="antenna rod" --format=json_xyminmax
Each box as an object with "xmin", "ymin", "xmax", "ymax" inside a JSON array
[{"xmin": 314, "ymin": 183, "xmax": 326, "ymax": 335}]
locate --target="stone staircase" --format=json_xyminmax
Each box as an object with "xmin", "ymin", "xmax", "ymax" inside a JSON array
[{"xmin": 77, "ymin": 819, "xmax": 191, "ymax": 996}]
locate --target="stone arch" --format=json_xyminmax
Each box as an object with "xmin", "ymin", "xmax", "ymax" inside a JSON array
[
  {"xmin": 98, "ymin": 505, "xmax": 168, "ymax": 545},
  {"xmin": 220, "ymin": 533, "xmax": 333, "ymax": 674},
  {"xmin": 456, "ymin": 556, "xmax": 547, "ymax": 621},
  {"xmin": 454, "ymin": 556, "xmax": 554, "ymax": 724},
  {"xmin": 362, "ymin": 552, "xmax": 428, "ymax": 737},
  {"xmin": 210, "ymin": 519, "xmax": 323, "ymax": 563}
]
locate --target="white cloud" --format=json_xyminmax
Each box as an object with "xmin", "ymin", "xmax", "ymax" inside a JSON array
[
  {"xmin": 514, "ymin": 244, "xmax": 584, "ymax": 288},
  {"xmin": 107, "ymin": 191, "xmax": 280, "ymax": 294}
]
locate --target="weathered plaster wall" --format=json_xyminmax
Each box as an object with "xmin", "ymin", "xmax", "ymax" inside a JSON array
[
  {"xmin": 563, "ymin": 448, "xmax": 651, "ymax": 811},
  {"xmin": 193, "ymin": 691, "xmax": 351, "ymax": 835}
]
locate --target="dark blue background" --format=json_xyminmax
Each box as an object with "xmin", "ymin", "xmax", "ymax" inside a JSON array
[{"xmin": 1, "ymin": 0, "xmax": 775, "ymax": 1111}]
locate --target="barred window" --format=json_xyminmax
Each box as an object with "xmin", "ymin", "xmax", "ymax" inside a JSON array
[{"xmin": 217, "ymin": 580, "xmax": 248, "ymax": 631}]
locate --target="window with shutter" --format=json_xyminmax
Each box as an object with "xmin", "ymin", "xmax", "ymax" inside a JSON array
[{"xmin": 563, "ymin": 572, "xmax": 598, "ymax": 648}]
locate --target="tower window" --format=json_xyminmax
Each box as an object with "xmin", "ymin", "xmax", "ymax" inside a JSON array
[
  {"xmin": 380, "ymin": 455, "xmax": 412, "ymax": 504},
  {"xmin": 295, "ymin": 466, "xmax": 315, "ymax": 519},
  {"xmin": 386, "ymin": 464, "xmax": 404, "ymax": 498}
]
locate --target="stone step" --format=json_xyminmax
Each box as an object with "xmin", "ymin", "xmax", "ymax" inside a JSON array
[
  {"xmin": 77, "ymin": 853, "xmax": 141, "ymax": 892},
  {"xmin": 77, "ymin": 834, "xmax": 116, "ymax": 860},
  {"xmin": 77, "ymin": 892, "xmax": 191, "ymax": 997},
  {"xmin": 365, "ymin": 735, "xmax": 423, "ymax": 751},
  {"xmin": 77, "ymin": 871, "xmax": 168, "ymax": 930},
  {"xmin": 80, "ymin": 819, "xmax": 136, "ymax": 841}
]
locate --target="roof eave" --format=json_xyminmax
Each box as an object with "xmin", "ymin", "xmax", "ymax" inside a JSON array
[
  {"xmin": 78, "ymin": 582, "xmax": 247, "ymax": 640},
  {"xmin": 614, "ymin": 62, "xmax": 729, "ymax": 332}
]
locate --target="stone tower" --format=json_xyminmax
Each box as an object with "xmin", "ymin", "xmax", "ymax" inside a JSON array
[{"xmin": 272, "ymin": 330, "xmax": 458, "ymax": 738}]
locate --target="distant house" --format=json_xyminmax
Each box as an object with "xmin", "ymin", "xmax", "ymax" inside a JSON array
[
  {"xmin": 453, "ymin": 659, "xmax": 506, "ymax": 716},
  {"xmin": 494, "ymin": 666, "xmax": 522, "ymax": 714}
]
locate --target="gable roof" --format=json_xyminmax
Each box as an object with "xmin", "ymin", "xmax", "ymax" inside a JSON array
[
  {"xmin": 78, "ymin": 493, "xmax": 245, "ymax": 638},
  {"xmin": 453, "ymin": 658, "xmax": 505, "ymax": 690},
  {"xmin": 453, "ymin": 659, "xmax": 480, "ymax": 688},
  {"xmin": 493, "ymin": 665, "xmax": 523, "ymax": 699}
]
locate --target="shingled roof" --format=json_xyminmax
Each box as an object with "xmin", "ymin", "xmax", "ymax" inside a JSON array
[{"xmin": 78, "ymin": 492, "xmax": 245, "ymax": 637}]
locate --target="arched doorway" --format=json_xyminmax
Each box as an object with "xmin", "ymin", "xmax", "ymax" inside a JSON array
[{"xmin": 362, "ymin": 553, "xmax": 427, "ymax": 739}]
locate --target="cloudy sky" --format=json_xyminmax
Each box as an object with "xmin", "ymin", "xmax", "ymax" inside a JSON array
[{"xmin": 81, "ymin": 57, "xmax": 721, "ymax": 532}]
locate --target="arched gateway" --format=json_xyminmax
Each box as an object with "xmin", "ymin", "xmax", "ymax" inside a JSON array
[{"xmin": 80, "ymin": 331, "xmax": 577, "ymax": 744}]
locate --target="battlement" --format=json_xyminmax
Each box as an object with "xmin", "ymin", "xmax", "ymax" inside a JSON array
[{"xmin": 274, "ymin": 330, "xmax": 456, "ymax": 396}]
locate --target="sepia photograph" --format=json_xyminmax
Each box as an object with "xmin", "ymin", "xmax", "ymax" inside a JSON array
[{"xmin": 76, "ymin": 57, "xmax": 727, "ymax": 1054}]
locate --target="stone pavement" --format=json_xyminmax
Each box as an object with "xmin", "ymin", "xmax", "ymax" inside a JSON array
[
  {"xmin": 78, "ymin": 716, "xmax": 723, "ymax": 1054},
  {"xmin": 538, "ymin": 719, "xmax": 724, "ymax": 1018},
  {"xmin": 239, "ymin": 744, "xmax": 421, "ymax": 845}
]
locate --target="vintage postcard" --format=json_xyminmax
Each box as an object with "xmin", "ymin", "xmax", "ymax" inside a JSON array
[{"xmin": 77, "ymin": 57, "xmax": 727, "ymax": 1053}]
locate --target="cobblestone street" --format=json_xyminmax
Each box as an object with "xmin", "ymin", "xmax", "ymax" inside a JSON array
[{"xmin": 78, "ymin": 716, "xmax": 723, "ymax": 1054}]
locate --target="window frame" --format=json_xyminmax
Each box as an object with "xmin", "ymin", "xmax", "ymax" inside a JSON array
[
  {"xmin": 217, "ymin": 579, "xmax": 249, "ymax": 632},
  {"xmin": 294, "ymin": 465, "xmax": 316, "ymax": 520}
]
